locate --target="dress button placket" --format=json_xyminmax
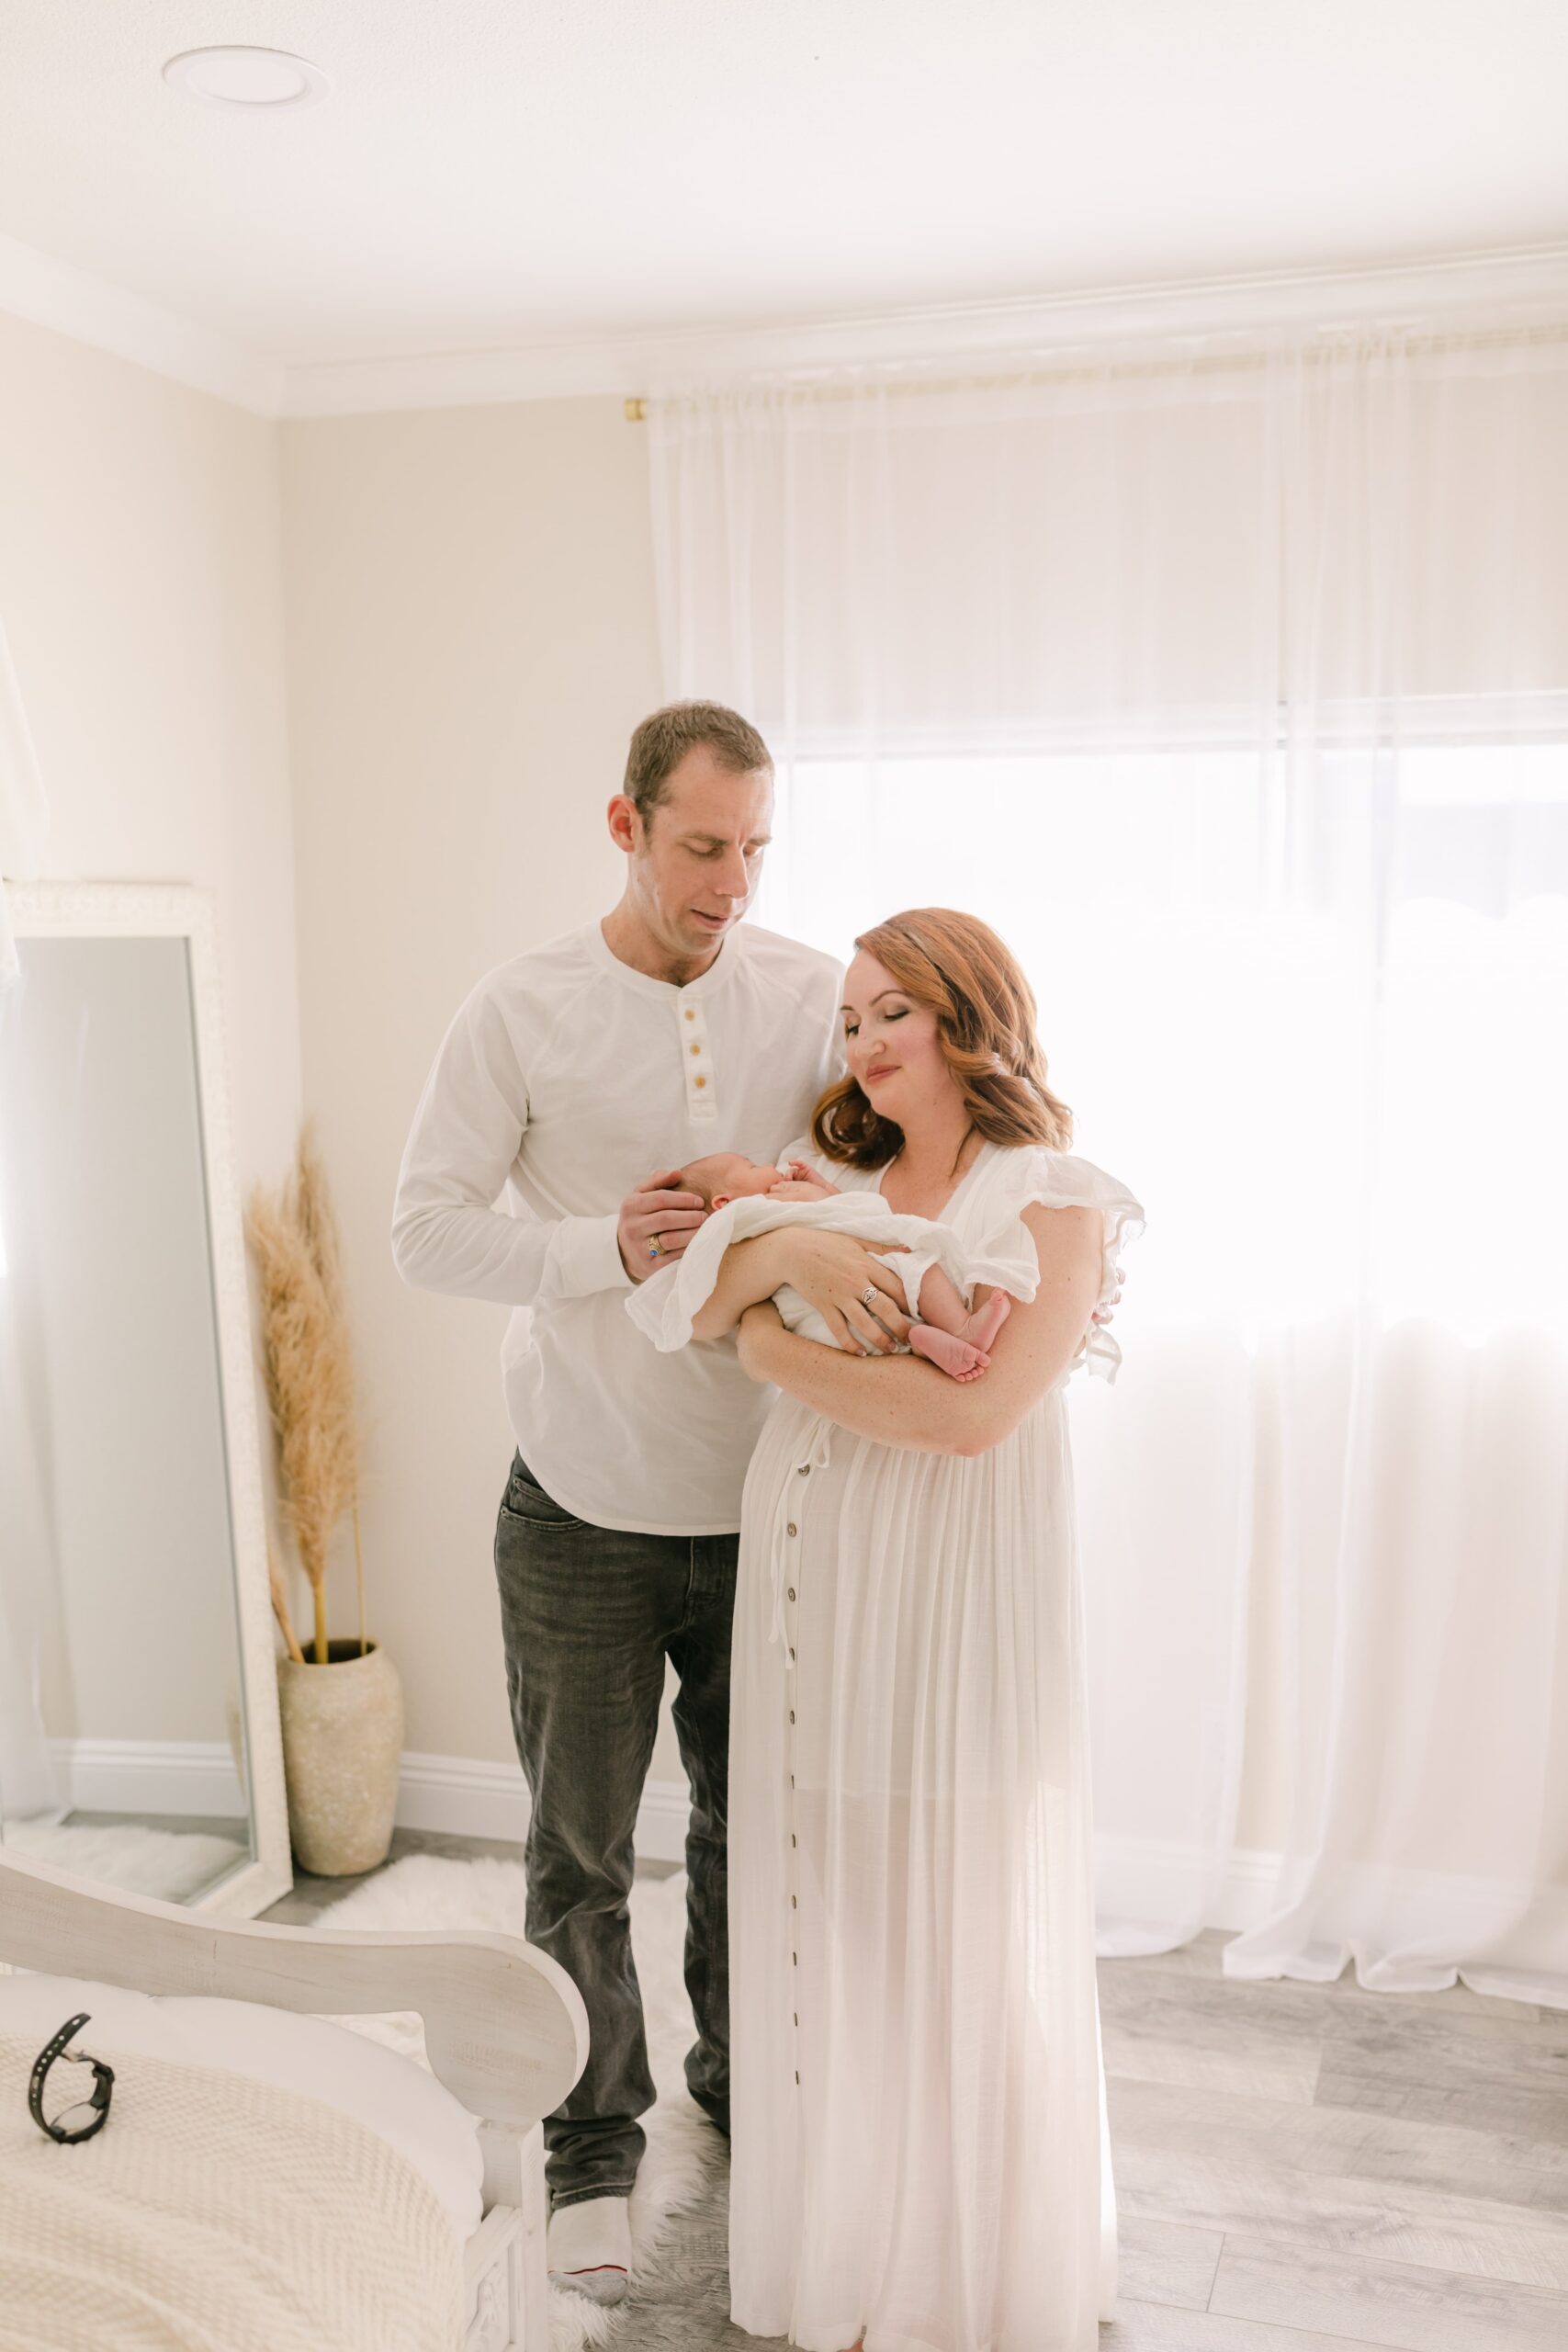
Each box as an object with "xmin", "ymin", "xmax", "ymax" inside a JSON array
[{"xmin": 784, "ymin": 1463, "xmax": 809, "ymax": 2098}]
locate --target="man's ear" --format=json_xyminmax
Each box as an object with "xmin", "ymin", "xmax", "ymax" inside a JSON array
[{"xmin": 606, "ymin": 793, "xmax": 640, "ymax": 854}]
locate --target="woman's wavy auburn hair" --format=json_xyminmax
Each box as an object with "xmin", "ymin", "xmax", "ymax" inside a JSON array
[{"xmin": 811, "ymin": 909, "xmax": 1073, "ymax": 1168}]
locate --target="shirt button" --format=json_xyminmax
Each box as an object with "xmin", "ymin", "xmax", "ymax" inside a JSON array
[
  {"xmin": 792, "ymin": 1951, "xmax": 798, "ymax": 1965},
  {"xmin": 690, "ymin": 1043, "xmax": 702, "ymax": 1056},
  {"xmin": 789, "ymin": 1647, "xmax": 796, "ymax": 1662},
  {"xmin": 684, "ymin": 1009, "xmax": 695, "ymax": 1021},
  {"xmin": 795, "ymin": 2071, "xmax": 801, "ymax": 2085},
  {"xmin": 694, "ymin": 1074, "xmax": 707, "ymax": 1090},
  {"xmin": 786, "ymin": 1521, "xmax": 797, "ymax": 1537},
  {"xmin": 792, "ymin": 1894, "xmax": 797, "ymax": 1908},
  {"xmin": 791, "ymin": 1833, "xmax": 797, "ymax": 1847},
  {"xmin": 787, "ymin": 1587, "xmax": 795, "ymax": 1601},
  {"xmin": 797, "ymin": 1464, "xmax": 810, "ymax": 1476},
  {"xmin": 789, "ymin": 1709, "xmax": 795, "ymax": 1724}
]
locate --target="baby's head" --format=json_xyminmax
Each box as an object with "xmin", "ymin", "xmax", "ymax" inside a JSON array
[{"xmin": 681, "ymin": 1151, "xmax": 784, "ymax": 1212}]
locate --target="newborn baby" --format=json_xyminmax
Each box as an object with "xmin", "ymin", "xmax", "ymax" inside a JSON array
[{"xmin": 626, "ymin": 1148, "xmax": 1011, "ymax": 1380}]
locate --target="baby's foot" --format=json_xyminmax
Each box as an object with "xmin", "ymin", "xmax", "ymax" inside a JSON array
[
  {"xmin": 908, "ymin": 1323, "xmax": 991, "ymax": 1380},
  {"xmin": 961, "ymin": 1290, "xmax": 1011, "ymax": 1353}
]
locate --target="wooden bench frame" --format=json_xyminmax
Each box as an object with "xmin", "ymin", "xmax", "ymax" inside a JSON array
[{"xmin": 0, "ymin": 1844, "xmax": 590, "ymax": 2351}]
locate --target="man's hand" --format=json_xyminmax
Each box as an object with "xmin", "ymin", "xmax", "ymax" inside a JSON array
[
  {"xmin": 619, "ymin": 1168, "xmax": 708, "ymax": 1283},
  {"xmin": 771, "ymin": 1227, "xmax": 915, "ymax": 1354}
]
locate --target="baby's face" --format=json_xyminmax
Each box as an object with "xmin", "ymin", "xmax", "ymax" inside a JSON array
[{"xmin": 685, "ymin": 1151, "xmax": 783, "ymax": 1210}]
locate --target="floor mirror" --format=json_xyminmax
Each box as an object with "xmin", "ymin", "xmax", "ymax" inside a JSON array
[{"xmin": 0, "ymin": 883, "xmax": 290, "ymax": 1916}]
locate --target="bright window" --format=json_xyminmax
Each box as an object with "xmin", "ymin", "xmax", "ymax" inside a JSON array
[{"xmin": 757, "ymin": 738, "xmax": 1568, "ymax": 1343}]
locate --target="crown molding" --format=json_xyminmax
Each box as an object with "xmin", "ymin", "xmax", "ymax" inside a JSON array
[
  {"xmin": 3, "ymin": 229, "xmax": 1566, "ymax": 424},
  {"xmin": 276, "ymin": 242, "xmax": 1568, "ymax": 418},
  {"xmin": 0, "ymin": 231, "xmax": 280, "ymax": 414}
]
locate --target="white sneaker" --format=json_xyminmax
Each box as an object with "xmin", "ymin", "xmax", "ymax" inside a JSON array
[{"xmin": 547, "ymin": 2195, "xmax": 631, "ymax": 2306}]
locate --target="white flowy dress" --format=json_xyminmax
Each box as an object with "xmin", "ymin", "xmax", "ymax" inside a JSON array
[{"xmin": 725, "ymin": 1136, "xmax": 1145, "ymax": 2352}]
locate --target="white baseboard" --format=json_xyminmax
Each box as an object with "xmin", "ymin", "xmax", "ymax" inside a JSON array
[
  {"xmin": 49, "ymin": 1738, "xmax": 246, "ymax": 1821},
  {"xmin": 393, "ymin": 1755, "xmax": 1285, "ymax": 1917},
  {"xmin": 44, "ymin": 1743, "xmax": 1566, "ymax": 1976},
  {"xmin": 37, "ymin": 1740, "xmax": 1409, "ymax": 1935},
  {"xmin": 393, "ymin": 1762, "xmax": 1568, "ymax": 1968},
  {"xmin": 394, "ymin": 1751, "xmax": 692, "ymax": 1865},
  {"xmin": 38, "ymin": 1736, "xmax": 688, "ymax": 1864},
  {"xmin": 1097, "ymin": 1831, "xmax": 1286, "ymax": 1936}
]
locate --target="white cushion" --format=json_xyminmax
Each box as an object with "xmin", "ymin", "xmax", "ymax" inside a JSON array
[{"xmin": 0, "ymin": 1973, "xmax": 485, "ymax": 2241}]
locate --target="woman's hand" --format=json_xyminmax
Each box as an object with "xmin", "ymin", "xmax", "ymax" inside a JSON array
[
  {"xmin": 770, "ymin": 1227, "xmax": 914, "ymax": 1353},
  {"xmin": 750, "ymin": 1203, "xmax": 1102, "ymax": 1456},
  {"xmin": 737, "ymin": 1298, "xmax": 785, "ymax": 1379}
]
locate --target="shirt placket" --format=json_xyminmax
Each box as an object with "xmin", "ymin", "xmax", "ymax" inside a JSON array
[{"xmin": 679, "ymin": 1000, "xmax": 717, "ymax": 1124}]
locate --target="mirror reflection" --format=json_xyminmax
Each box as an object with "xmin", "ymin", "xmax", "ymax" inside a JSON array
[{"xmin": 0, "ymin": 933, "xmax": 253, "ymax": 1903}]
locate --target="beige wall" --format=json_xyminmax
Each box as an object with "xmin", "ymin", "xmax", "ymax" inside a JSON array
[
  {"xmin": 279, "ymin": 397, "xmax": 687, "ymax": 1778},
  {"xmin": 0, "ymin": 312, "xmax": 300, "ymax": 1757},
  {"xmin": 0, "ymin": 313, "xmax": 299, "ymax": 1183}
]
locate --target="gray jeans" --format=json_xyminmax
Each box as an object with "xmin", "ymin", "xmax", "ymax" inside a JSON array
[{"xmin": 492, "ymin": 1449, "xmax": 737, "ymax": 2210}]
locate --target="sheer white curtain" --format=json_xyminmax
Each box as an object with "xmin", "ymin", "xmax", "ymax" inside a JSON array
[{"xmin": 648, "ymin": 323, "xmax": 1568, "ymax": 2005}]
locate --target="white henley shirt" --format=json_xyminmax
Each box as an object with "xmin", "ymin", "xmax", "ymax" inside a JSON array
[{"xmin": 390, "ymin": 917, "xmax": 845, "ymax": 1533}]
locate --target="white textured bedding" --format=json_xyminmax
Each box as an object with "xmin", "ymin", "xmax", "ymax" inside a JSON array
[
  {"xmin": 0, "ymin": 1972, "xmax": 485, "ymax": 2242},
  {"xmin": 0, "ymin": 2027, "xmax": 467, "ymax": 2352}
]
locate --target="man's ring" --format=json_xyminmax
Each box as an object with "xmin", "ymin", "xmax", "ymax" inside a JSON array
[
  {"xmin": 648, "ymin": 1237, "xmax": 663, "ymax": 1261},
  {"xmin": 861, "ymin": 1284, "xmax": 878, "ymax": 1308}
]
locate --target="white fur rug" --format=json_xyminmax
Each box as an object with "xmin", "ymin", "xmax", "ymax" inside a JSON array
[
  {"xmin": 4, "ymin": 1815, "xmax": 248, "ymax": 1903},
  {"xmin": 313, "ymin": 1857, "xmax": 714, "ymax": 2351}
]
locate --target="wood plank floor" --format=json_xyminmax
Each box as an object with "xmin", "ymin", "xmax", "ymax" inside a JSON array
[
  {"xmin": 268, "ymin": 1834, "xmax": 1568, "ymax": 2349},
  {"xmin": 1098, "ymin": 1928, "xmax": 1568, "ymax": 2350}
]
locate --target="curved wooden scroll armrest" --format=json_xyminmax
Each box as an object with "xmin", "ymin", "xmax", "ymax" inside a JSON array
[{"xmin": 0, "ymin": 1844, "xmax": 588, "ymax": 2135}]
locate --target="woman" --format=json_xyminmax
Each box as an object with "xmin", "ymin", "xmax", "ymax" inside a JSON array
[{"xmin": 691, "ymin": 910, "xmax": 1144, "ymax": 2352}]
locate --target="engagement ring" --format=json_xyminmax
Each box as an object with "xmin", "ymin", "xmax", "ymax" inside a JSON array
[
  {"xmin": 862, "ymin": 1285, "xmax": 878, "ymax": 1308},
  {"xmin": 648, "ymin": 1238, "xmax": 662, "ymax": 1260}
]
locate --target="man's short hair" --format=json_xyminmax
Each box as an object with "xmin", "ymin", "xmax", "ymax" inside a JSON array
[{"xmin": 623, "ymin": 702, "xmax": 773, "ymax": 825}]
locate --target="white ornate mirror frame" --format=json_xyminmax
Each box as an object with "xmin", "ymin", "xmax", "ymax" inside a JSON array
[{"xmin": 6, "ymin": 881, "xmax": 291, "ymax": 1917}]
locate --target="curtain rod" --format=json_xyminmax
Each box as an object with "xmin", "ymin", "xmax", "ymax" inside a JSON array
[{"xmin": 621, "ymin": 317, "xmax": 1568, "ymax": 419}]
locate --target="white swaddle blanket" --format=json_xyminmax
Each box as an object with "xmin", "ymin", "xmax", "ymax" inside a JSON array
[{"xmin": 626, "ymin": 1189, "xmax": 1042, "ymax": 1354}]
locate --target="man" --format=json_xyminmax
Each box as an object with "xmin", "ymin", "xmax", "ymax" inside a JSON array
[{"xmin": 390, "ymin": 702, "xmax": 914, "ymax": 2304}]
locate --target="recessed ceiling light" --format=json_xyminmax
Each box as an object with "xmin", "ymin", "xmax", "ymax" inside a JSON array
[{"xmin": 163, "ymin": 46, "xmax": 331, "ymax": 111}]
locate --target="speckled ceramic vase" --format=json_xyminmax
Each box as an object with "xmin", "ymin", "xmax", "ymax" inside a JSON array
[{"xmin": 276, "ymin": 1639, "xmax": 403, "ymax": 1876}]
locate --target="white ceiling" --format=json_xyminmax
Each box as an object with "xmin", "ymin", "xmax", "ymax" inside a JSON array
[{"xmin": 2, "ymin": 0, "xmax": 1566, "ymax": 387}]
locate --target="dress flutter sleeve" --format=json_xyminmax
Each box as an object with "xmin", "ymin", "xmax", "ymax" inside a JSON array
[{"xmin": 963, "ymin": 1147, "xmax": 1145, "ymax": 1385}]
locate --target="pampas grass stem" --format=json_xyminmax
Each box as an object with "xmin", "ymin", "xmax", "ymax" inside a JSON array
[
  {"xmin": 267, "ymin": 1540, "xmax": 306, "ymax": 1666},
  {"xmin": 352, "ymin": 1499, "xmax": 367, "ymax": 1657},
  {"xmin": 245, "ymin": 1120, "xmax": 366, "ymax": 1668}
]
